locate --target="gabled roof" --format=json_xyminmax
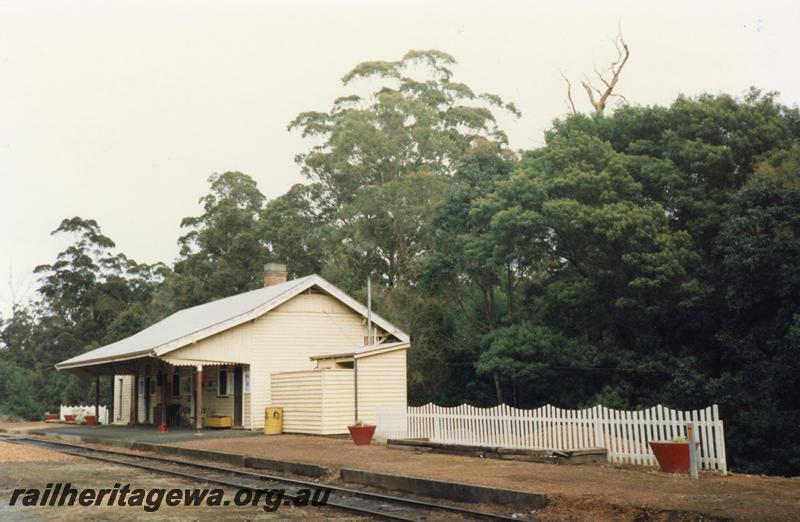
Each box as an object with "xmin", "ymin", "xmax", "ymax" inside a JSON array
[{"xmin": 56, "ymin": 274, "xmax": 409, "ymax": 370}]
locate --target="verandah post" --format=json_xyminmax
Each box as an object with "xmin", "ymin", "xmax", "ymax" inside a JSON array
[
  {"xmin": 132, "ymin": 367, "xmax": 139, "ymax": 426},
  {"xmin": 159, "ymin": 363, "xmax": 168, "ymax": 432},
  {"xmin": 144, "ymin": 364, "xmax": 151, "ymax": 423},
  {"xmin": 94, "ymin": 374, "xmax": 100, "ymax": 422},
  {"xmin": 195, "ymin": 365, "xmax": 203, "ymax": 430},
  {"xmin": 107, "ymin": 363, "xmax": 115, "ymax": 425}
]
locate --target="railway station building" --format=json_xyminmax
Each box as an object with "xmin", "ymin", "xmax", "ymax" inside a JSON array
[{"xmin": 55, "ymin": 264, "xmax": 409, "ymax": 433}]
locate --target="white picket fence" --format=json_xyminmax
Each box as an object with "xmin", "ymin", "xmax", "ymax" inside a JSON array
[
  {"xmin": 59, "ymin": 405, "xmax": 109, "ymax": 425},
  {"xmin": 375, "ymin": 403, "xmax": 727, "ymax": 473}
]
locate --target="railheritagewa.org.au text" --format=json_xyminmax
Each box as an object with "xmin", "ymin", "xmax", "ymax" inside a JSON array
[{"xmin": 7, "ymin": 482, "xmax": 331, "ymax": 512}]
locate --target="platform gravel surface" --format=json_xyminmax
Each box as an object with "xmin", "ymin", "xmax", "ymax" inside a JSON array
[
  {"xmin": 170, "ymin": 433, "xmax": 800, "ymax": 521},
  {"xmin": 0, "ymin": 440, "xmax": 78, "ymax": 463},
  {"xmin": 0, "ymin": 444, "xmax": 369, "ymax": 521}
]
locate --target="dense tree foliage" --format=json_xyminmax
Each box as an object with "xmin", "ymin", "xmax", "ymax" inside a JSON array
[
  {"xmin": 289, "ymin": 50, "xmax": 518, "ymax": 285},
  {"xmin": 0, "ymin": 51, "xmax": 798, "ymax": 475},
  {"xmin": 0, "ymin": 217, "xmax": 162, "ymax": 417},
  {"xmin": 713, "ymin": 147, "xmax": 800, "ymax": 473}
]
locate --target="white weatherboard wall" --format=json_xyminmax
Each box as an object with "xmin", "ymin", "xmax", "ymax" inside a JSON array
[
  {"xmin": 355, "ymin": 348, "xmax": 407, "ymax": 425},
  {"xmin": 197, "ymin": 366, "xmax": 237, "ymax": 420},
  {"xmin": 113, "ymin": 375, "xmax": 132, "ymax": 424},
  {"xmin": 270, "ymin": 348, "xmax": 407, "ymax": 435},
  {"xmin": 113, "ymin": 372, "xmax": 164, "ymax": 425},
  {"xmin": 322, "ymin": 370, "xmax": 357, "ymax": 433},
  {"xmin": 141, "ymin": 292, "xmax": 385, "ymax": 430},
  {"xmin": 271, "ymin": 369, "xmax": 354, "ymax": 434},
  {"xmin": 249, "ymin": 293, "xmax": 379, "ymax": 429},
  {"xmin": 115, "ymin": 365, "xmax": 250, "ymax": 428}
]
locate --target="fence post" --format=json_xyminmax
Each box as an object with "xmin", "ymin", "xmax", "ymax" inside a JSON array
[
  {"xmin": 713, "ymin": 405, "xmax": 728, "ymax": 475},
  {"xmin": 375, "ymin": 407, "xmax": 384, "ymax": 442},
  {"xmin": 718, "ymin": 418, "xmax": 728, "ymax": 475},
  {"xmin": 687, "ymin": 422, "xmax": 699, "ymax": 480}
]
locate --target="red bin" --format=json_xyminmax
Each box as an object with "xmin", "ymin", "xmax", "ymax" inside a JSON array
[
  {"xmin": 347, "ymin": 425, "xmax": 376, "ymax": 445},
  {"xmin": 650, "ymin": 441, "xmax": 700, "ymax": 473}
]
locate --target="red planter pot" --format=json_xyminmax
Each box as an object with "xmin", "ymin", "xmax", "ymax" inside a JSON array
[
  {"xmin": 348, "ymin": 425, "xmax": 376, "ymax": 445},
  {"xmin": 649, "ymin": 441, "xmax": 700, "ymax": 473},
  {"xmin": 64, "ymin": 414, "xmax": 76, "ymax": 423},
  {"xmin": 85, "ymin": 415, "xmax": 97, "ymax": 426}
]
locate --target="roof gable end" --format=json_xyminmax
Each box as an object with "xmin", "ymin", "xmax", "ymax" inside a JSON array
[{"xmin": 56, "ymin": 274, "xmax": 408, "ymax": 370}]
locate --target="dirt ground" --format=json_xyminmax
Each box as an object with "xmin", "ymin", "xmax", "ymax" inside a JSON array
[
  {"xmin": 167, "ymin": 433, "xmax": 800, "ymax": 522},
  {"xmin": 3, "ymin": 423, "xmax": 799, "ymax": 521},
  {"xmin": 0, "ymin": 421, "xmax": 55, "ymax": 434},
  {"xmin": 0, "ymin": 440, "xmax": 78, "ymax": 463},
  {"xmin": 0, "ymin": 437, "xmax": 367, "ymax": 521}
]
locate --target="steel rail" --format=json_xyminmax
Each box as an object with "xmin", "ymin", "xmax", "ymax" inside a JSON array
[{"xmin": 1, "ymin": 435, "xmax": 526, "ymax": 521}]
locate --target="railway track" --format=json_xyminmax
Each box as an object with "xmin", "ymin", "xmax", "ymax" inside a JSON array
[{"xmin": 0, "ymin": 434, "xmax": 528, "ymax": 521}]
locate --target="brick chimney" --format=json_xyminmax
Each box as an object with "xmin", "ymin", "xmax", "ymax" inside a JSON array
[{"xmin": 263, "ymin": 263, "xmax": 288, "ymax": 287}]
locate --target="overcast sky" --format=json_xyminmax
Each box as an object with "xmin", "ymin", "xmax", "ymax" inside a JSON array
[{"xmin": 1, "ymin": 0, "xmax": 798, "ymax": 313}]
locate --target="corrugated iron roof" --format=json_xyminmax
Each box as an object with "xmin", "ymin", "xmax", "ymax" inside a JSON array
[
  {"xmin": 56, "ymin": 274, "xmax": 409, "ymax": 370},
  {"xmin": 309, "ymin": 341, "xmax": 409, "ymax": 360}
]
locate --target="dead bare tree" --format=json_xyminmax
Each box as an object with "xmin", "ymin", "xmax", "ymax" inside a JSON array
[
  {"xmin": 559, "ymin": 70, "xmax": 578, "ymax": 115},
  {"xmin": 562, "ymin": 29, "xmax": 630, "ymax": 116},
  {"xmin": 1, "ymin": 265, "xmax": 33, "ymax": 317}
]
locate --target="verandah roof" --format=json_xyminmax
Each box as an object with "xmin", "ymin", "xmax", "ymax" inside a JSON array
[{"xmin": 309, "ymin": 341, "xmax": 409, "ymax": 361}]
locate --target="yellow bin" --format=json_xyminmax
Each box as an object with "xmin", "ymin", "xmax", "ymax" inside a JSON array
[{"xmin": 264, "ymin": 407, "xmax": 283, "ymax": 435}]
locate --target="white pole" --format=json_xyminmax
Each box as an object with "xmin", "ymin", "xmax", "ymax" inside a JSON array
[
  {"xmin": 367, "ymin": 275, "xmax": 372, "ymax": 345},
  {"xmin": 353, "ymin": 358, "xmax": 359, "ymax": 424},
  {"xmin": 355, "ymin": 275, "xmax": 372, "ymax": 424}
]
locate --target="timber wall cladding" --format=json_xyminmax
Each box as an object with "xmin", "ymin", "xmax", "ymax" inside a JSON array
[
  {"xmin": 271, "ymin": 369, "xmax": 355, "ymax": 434},
  {"xmin": 270, "ymin": 349, "xmax": 408, "ymax": 434},
  {"xmin": 249, "ymin": 293, "xmax": 383, "ymax": 429},
  {"xmin": 111, "ymin": 293, "xmax": 389, "ymax": 430},
  {"xmin": 356, "ymin": 348, "xmax": 407, "ymax": 424}
]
